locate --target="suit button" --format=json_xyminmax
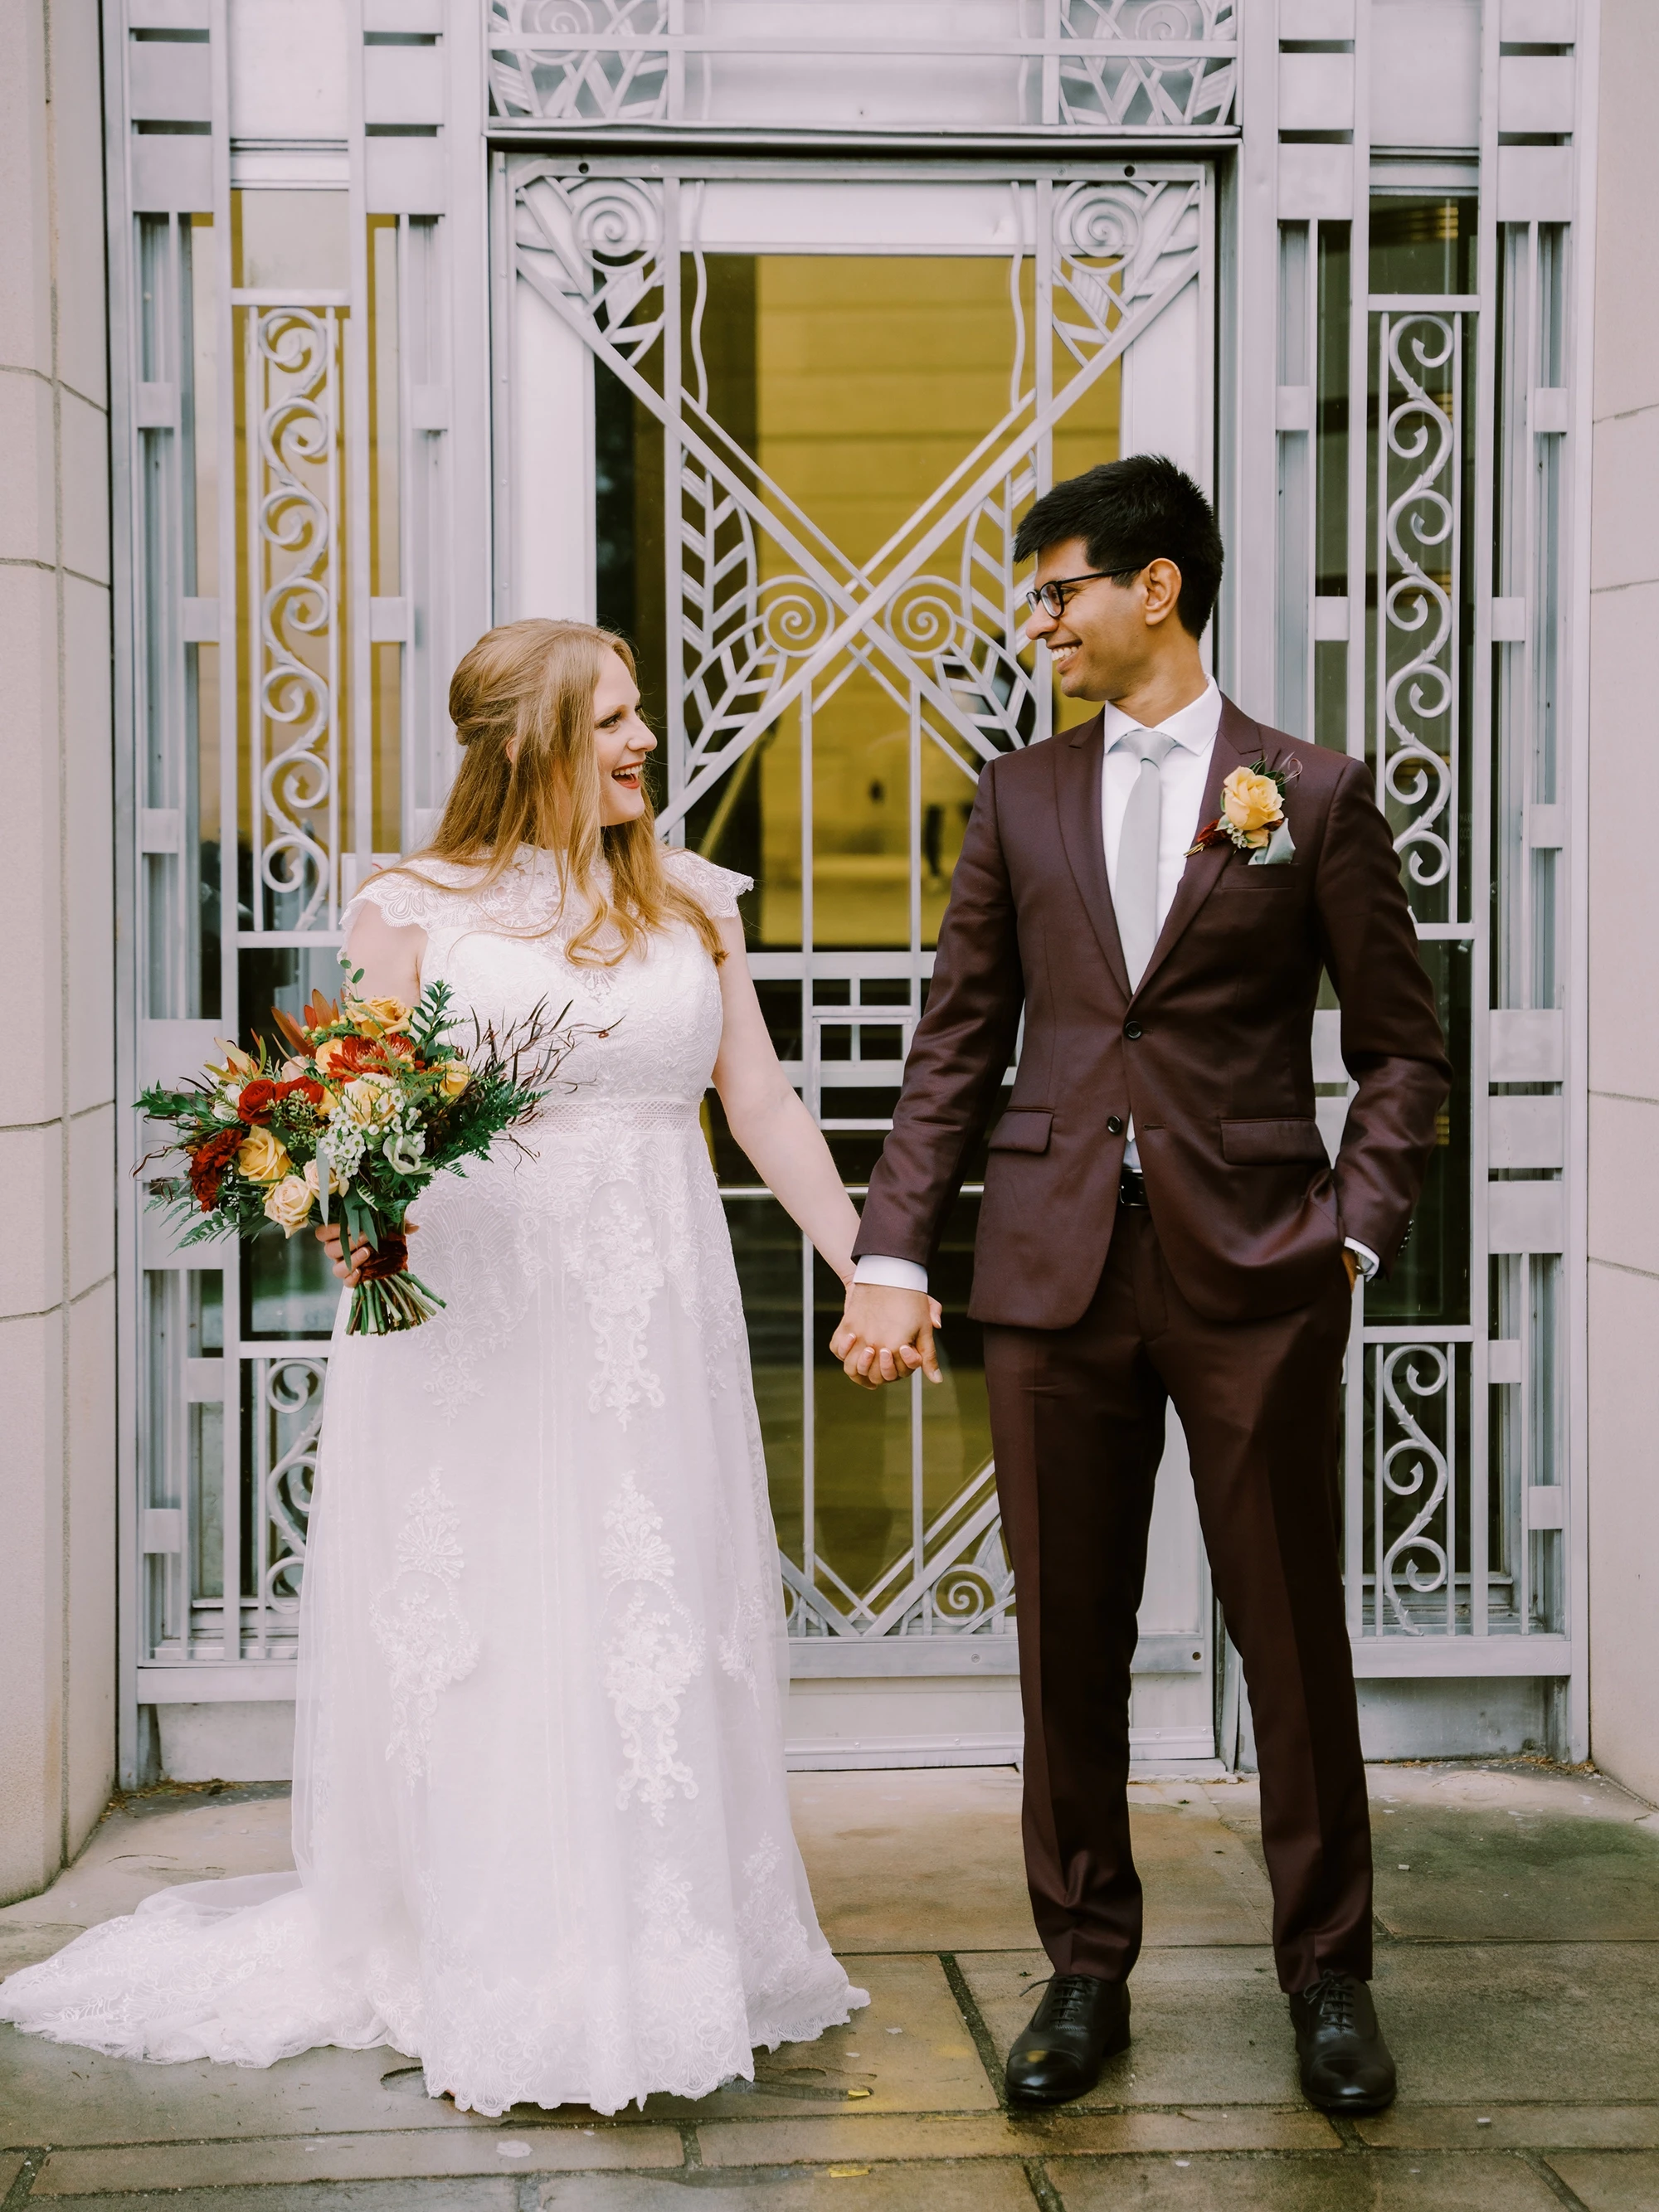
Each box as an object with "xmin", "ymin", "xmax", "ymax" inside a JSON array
[
  {"xmin": 1124, "ymin": 1020, "xmax": 1143, "ymax": 1040},
  {"xmin": 1107, "ymin": 1116, "xmax": 1124, "ymax": 1136}
]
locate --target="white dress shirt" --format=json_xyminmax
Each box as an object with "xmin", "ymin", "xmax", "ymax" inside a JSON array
[{"xmin": 854, "ymin": 679, "xmax": 1376, "ymax": 1291}]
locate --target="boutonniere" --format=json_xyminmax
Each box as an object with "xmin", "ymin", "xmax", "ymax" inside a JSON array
[{"xmin": 1187, "ymin": 758, "xmax": 1300, "ymax": 867}]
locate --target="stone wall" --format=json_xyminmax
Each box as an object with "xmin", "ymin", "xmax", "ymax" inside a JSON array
[
  {"xmin": 1587, "ymin": 0, "xmax": 1659, "ymax": 1806},
  {"xmin": 0, "ymin": 0, "xmax": 117, "ymax": 1902}
]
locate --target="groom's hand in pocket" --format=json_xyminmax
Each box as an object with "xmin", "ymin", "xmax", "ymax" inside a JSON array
[{"xmin": 830, "ymin": 1285, "xmax": 942, "ymax": 1389}]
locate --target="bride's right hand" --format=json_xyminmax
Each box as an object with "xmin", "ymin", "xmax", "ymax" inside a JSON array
[{"xmin": 316, "ymin": 1218, "xmax": 418, "ymax": 1287}]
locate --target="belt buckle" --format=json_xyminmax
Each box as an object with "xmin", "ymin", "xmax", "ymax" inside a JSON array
[{"xmin": 1118, "ymin": 1166, "xmax": 1148, "ymax": 1209}]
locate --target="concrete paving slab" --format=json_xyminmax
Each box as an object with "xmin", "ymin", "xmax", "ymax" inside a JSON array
[
  {"xmin": 536, "ymin": 2166, "xmax": 1039, "ymax": 2210},
  {"xmin": 956, "ymin": 1947, "xmax": 1303, "ymax": 2107},
  {"xmin": 693, "ymin": 2107, "xmax": 1337, "ymax": 2165},
  {"xmin": 46, "ymin": 2185, "xmax": 518, "ymax": 2212},
  {"xmin": 0, "ymin": 1791, "xmax": 293, "ymax": 1938},
  {"xmin": 791, "ymin": 1768, "xmax": 1034, "ymax": 1954},
  {"xmin": 1369, "ymin": 1942, "xmax": 1659, "ymax": 2105},
  {"xmin": 1358, "ymin": 2104, "xmax": 1659, "ymax": 2150},
  {"xmin": 1544, "ymin": 2151, "xmax": 1659, "ymax": 2209},
  {"xmin": 32, "ymin": 2123, "xmax": 684, "ymax": 2195},
  {"xmin": 1366, "ymin": 1767, "xmax": 1659, "ymax": 1941},
  {"xmin": 0, "ymin": 2034, "xmax": 489, "ymax": 2148},
  {"xmin": 1049, "ymin": 2147, "xmax": 1570, "ymax": 2210},
  {"xmin": 634, "ymin": 1955, "xmax": 997, "ymax": 2123},
  {"xmin": 795, "ymin": 1773, "xmax": 1272, "ymax": 1954}
]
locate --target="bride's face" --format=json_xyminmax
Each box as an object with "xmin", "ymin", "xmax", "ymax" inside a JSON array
[{"xmin": 592, "ymin": 651, "xmax": 657, "ymax": 825}]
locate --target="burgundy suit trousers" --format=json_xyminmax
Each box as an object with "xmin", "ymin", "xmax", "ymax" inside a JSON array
[{"xmin": 984, "ymin": 1204, "xmax": 1372, "ymax": 1995}]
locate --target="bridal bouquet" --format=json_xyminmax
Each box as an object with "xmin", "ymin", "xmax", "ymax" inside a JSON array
[{"xmin": 139, "ymin": 972, "xmax": 580, "ymax": 1336}]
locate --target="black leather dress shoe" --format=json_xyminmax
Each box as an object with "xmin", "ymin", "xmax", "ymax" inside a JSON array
[
  {"xmin": 1005, "ymin": 1973, "xmax": 1130, "ymax": 2107},
  {"xmin": 1288, "ymin": 1971, "xmax": 1397, "ymax": 2113}
]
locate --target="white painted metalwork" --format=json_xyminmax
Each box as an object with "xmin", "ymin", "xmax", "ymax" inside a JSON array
[
  {"xmin": 485, "ymin": 0, "xmax": 1238, "ymax": 137},
  {"xmin": 105, "ymin": 0, "xmax": 1597, "ymax": 1775}
]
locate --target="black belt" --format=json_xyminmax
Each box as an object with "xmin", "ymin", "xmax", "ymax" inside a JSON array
[{"xmin": 1118, "ymin": 1164, "xmax": 1148, "ymax": 1209}]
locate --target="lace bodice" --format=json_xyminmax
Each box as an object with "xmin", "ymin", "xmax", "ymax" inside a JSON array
[{"xmin": 341, "ymin": 845, "xmax": 752, "ymax": 1114}]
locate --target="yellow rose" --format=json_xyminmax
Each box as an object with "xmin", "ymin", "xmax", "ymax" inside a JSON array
[
  {"xmin": 345, "ymin": 994, "xmax": 412, "ymax": 1034},
  {"xmin": 263, "ymin": 1174, "xmax": 314, "ymax": 1237},
  {"xmin": 340, "ymin": 1073, "xmax": 401, "ymax": 1130},
  {"xmin": 314, "ymin": 1037, "xmax": 354, "ymax": 1080},
  {"xmin": 438, "ymin": 1057, "xmax": 470, "ymax": 1098},
  {"xmin": 237, "ymin": 1126, "xmax": 291, "ymax": 1184},
  {"xmin": 1221, "ymin": 767, "xmax": 1284, "ymax": 846}
]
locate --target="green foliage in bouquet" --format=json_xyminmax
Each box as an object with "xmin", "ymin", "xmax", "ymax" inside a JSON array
[{"xmin": 138, "ymin": 967, "xmax": 586, "ymax": 1335}]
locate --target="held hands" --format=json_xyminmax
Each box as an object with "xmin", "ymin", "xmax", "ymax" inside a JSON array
[
  {"xmin": 830, "ymin": 1283, "xmax": 944, "ymax": 1390},
  {"xmin": 316, "ymin": 1218, "xmax": 419, "ymax": 1288}
]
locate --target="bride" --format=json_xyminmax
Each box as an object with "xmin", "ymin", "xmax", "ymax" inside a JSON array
[{"xmin": 0, "ymin": 618, "xmax": 889, "ymax": 2116}]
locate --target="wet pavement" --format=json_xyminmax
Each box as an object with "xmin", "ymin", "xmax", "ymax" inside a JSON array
[{"xmin": 2, "ymin": 1760, "xmax": 1657, "ymax": 2210}]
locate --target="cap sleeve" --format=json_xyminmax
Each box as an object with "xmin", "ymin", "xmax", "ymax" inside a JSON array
[
  {"xmin": 662, "ymin": 845, "xmax": 754, "ymax": 920},
  {"xmin": 339, "ymin": 863, "xmax": 465, "ymax": 946}
]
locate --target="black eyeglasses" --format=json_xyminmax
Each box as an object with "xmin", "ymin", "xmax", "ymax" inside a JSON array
[{"xmin": 1022, "ymin": 568, "xmax": 1138, "ymax": 620}]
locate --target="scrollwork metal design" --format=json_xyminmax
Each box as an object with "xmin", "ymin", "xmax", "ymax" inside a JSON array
[
  {"xmin": 1376, "ymin": 313, "xmax": 1461, "ymax": 919},
  {"xmin": 1377, "ymin": 1344, "xmax": 1452, "ymax": 1636},
  {"xmin": 248, "ymin": 308, "xmax": 339, "ymax": 933},
  {"xmin": 489, "ymin": 0, "xmax": 671, "ymax": 125},
  {"xmin": 1057, "ymin": 0, "xmax": 1238, "ymax": 131},
  {"xmin": 255, "ymin": 1356, "xmax": 325, "ymax": 1638}
]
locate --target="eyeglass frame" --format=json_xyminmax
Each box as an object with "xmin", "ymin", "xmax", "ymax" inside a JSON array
[{"xmin": 1022, "ymin": 566, "xmax": 1142, "ymax": 620}]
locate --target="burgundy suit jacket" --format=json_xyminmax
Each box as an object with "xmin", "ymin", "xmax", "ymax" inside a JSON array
[{"xmin": 854, "ymin": 696, "xmax": 1452, "ymax": 1329}]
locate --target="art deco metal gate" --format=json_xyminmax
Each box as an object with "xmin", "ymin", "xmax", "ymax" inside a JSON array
[{"xmin": 108, "ymin": 0, "xmax": 1591, "ymax": 1780}]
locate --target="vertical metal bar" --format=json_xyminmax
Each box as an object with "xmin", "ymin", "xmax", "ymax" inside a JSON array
[
  {"xmin": 397, "ymin": 216, "xmax": 416, "ymax": 854},
  {"xmin": 108, "ymin": 0, "xmax": 144, "ymax": 1780},
  {"xmin": 1469, "ymin": 0, "xmax": 1505, "ymax": 1641},
  {"xmin": 346, "ymin": 0, "xmax": 372, "ymax": 897},
  {"xmin": 216, "ymin": 0, "xmax": 242, "ymax": 1670},
  {"xmin": 1561, "ymin": 0, "xmax": 1600, "ymax": 1757},
  {"xmin": 800, "ymin": 1229, "xmax": 815, "ymax": 1617},
  {"xmin": 1042, "ymin": 0, "xmax": 1059, "ymax": 127},
  {"xmin": 489, "ymin": 151, "xmax": 515, "ymax": 625},
  {"xmin": 911, "ymin": 1367, "xmax": 925, "ymax": 1622},
  {"xmin": 662, "ymin": 175, "xmax": 685, "ymax": 813},
  {"xmin": 1372, "ymin": 313, "xmax": 1389, "ymax": 814},
  {"xmin": 1344, "ymin": 1281, "xmax": 1365, "ymax": 1637},
  {"xmin": 328, "ymin": 308, "xmax": 346, "ymax": 909},
  {"xmin": 1033, "ymin": 176, "xmax": 1053, "ymax": 748},
  {"xmin": 1373, "ymin": 1347, "xmax": 1384, "ymax": 1635},
  {"xmin": 1345, "ymin": 0, "xmax": 1370, "ymax": 770},
  {"xmin": 1447, "ymin": 1358, "xmax": 1458, "ymax": 1636}
]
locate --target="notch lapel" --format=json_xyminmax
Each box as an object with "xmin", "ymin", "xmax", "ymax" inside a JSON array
[
  {"xmin": 1131, "ymin": 694, "xmax": 1261, "ymax": 997},
  {"xmin": 1054, "ymin": 714, "xmax": 1131, "ymax": 1000}
]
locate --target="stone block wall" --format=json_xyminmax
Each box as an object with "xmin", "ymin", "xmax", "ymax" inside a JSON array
[
  {"xmin": 1588, "ymin": 0, "xmax": 1659, "ymax": 1807},
  {"xmin": 0, "ymin": 0, "xmax": 118, "ymax": 1903}
]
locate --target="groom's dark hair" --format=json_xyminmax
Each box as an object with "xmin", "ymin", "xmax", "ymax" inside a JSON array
[{"xmin": 1014, "ymin": 454, "xmax": 1224, "ymax": 640}]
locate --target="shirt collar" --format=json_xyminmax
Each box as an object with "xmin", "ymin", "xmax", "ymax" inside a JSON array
[{"xmin": 1099, "ymin": 678, "xmax": 1222, "ymax": 758}]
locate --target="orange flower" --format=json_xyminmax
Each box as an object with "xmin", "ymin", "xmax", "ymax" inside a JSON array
[{"xmin": 1221, "ymin": 766, "xmax": 1284, "ymax": 848}]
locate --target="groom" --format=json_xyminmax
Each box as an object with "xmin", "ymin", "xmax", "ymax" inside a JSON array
[{"xmin": 832, "ymin": 456, "xmax": 1449, "ymax": 2113}]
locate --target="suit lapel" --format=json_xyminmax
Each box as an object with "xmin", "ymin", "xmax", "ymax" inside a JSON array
[
  {"xmin": 1132, "ymin": 693, "xmax": 1261, "ymax": 997},
  {"xmin": 1054, "ymin": 714, "xmax": 1131, "ymax": 1000}
]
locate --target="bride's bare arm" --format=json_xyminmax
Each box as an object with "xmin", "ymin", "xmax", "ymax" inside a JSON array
[
  {"xmin": 316, "ymin": 897, "xmax": 428, "ymax": 1286},
  {"xmin": 343, "ymin": 896, "xmax": 426, "ymax": 1005},
  {"xmin": 709, "ymin": 912, "xmax": 863, "ymax": 1286}
]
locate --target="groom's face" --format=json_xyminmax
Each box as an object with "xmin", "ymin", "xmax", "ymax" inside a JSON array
[{"xmin": 1023, "ymin": 533, "xmax": 1152, "ymax": 704}]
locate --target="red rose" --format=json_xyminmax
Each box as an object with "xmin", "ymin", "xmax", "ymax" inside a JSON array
[
  {"xmin": 187, "ymin": 1125, "xmax": 246, "ymax": 1212},
  {"xmin": 275, "ymin": 1077, "xmax": 324, "ymax": 1107},
  {"xmin": 237, "ymin": 1079, "xmax": 278, "ymax": 1124}
]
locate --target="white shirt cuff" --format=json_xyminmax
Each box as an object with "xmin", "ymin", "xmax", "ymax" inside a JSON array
[
  {"xmin": 1345, "ymin": 1237, "xmax": 1380, "ymax": 1282},
  {"xmin": 853, "ymin": 1254, "xmax": 930, "ymax": 1294}
]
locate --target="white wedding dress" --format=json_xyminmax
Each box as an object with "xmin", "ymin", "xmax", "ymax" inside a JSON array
[{"xmin": 0, "ymin": 845, "xmax": 864, "ymax": 2115}]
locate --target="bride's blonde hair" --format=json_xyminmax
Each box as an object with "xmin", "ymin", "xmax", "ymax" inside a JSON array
[{"xmin": 397, "ymin": 618, "xmax": 724, "ymax": 967}]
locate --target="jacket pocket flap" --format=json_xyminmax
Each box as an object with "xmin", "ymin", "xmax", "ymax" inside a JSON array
[
  {"xmin": 987, "ymin": 1110, "xmax": 1053, "ymax": 1155},
  {"xmin": 1220, "ymin": 1116, "xmax": 1328, "ymax": 1164}
]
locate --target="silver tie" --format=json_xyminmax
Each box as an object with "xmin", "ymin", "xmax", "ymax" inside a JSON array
[{"xmin": 1114, "ymin": 729, "xmax": 1176, "ymax": 989}]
